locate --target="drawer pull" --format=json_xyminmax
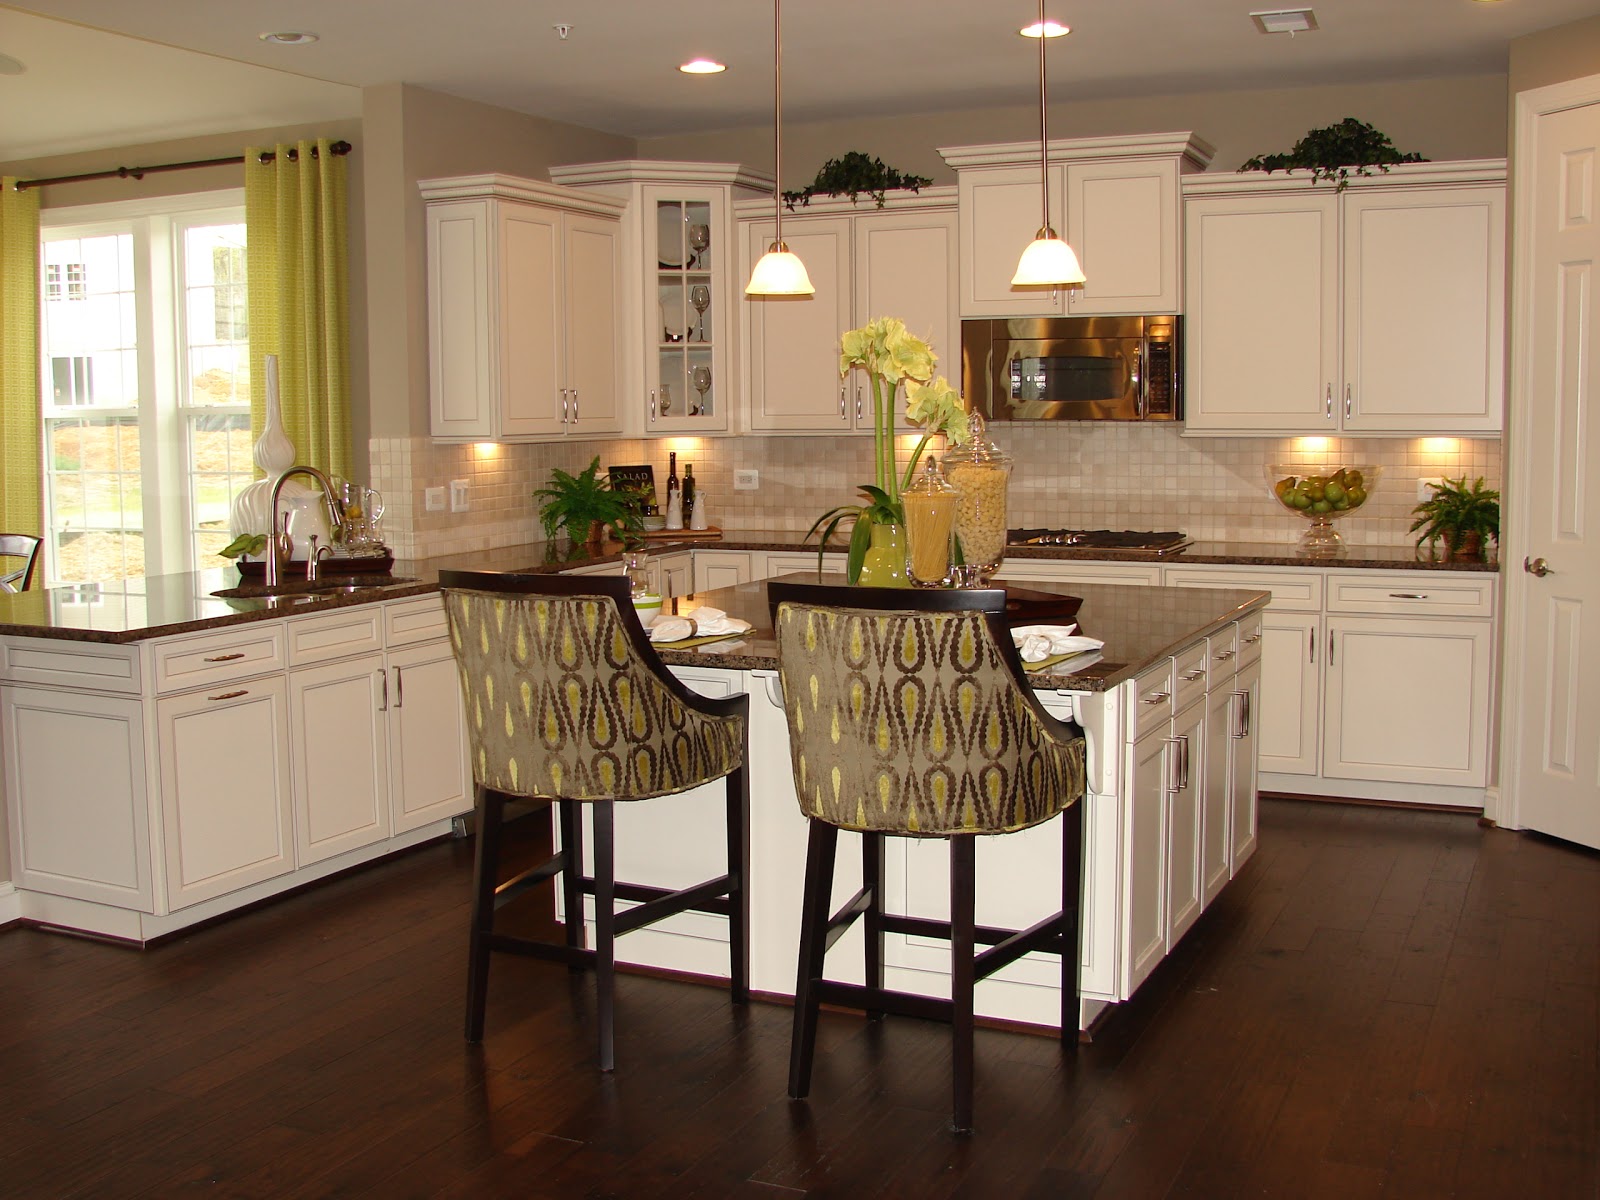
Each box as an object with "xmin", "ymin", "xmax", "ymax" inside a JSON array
[
  {"xmin": 1388, "ymin": 592, "xmax": 1428, "ymax": 600},
  {"xmin": 207, "ymin": 689, "xmax": 248, "ymax": 702},
  {"xmin": 1242, "ymin": 632, "xmax": 1261, "ymax": 645},
  {"xmin": 1142, "ymin": 691, "xmax": 1171, "ymax": 706},
  {"xmin": 1213, "ymin": 649, "xmax": 1236, "ymax": 662},
  {"xmin": 1182, "ymin": 668, "xmax": 1206, "ymax": 682},
  {"xmin": 202, "ymin": 652, "xmax": 246, "ymax": 663}
]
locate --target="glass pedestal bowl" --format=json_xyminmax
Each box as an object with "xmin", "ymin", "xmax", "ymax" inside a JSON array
[{"xmin": 1265, "ymin": 464, "xmax": 1381, "ymax": 555}]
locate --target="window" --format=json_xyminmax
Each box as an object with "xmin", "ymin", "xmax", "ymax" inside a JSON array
[{"xmin": 39, "ymin": 193, "xmax": 254, "ymax": 584}]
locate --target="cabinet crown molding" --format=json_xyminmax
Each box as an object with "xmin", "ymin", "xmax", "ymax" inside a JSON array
[
  {"xmin": 939, "ymin": 132, "xmax": 1215, "ymax": 171},
  {"xmin": 416, "ymin": 173, "xmax": 626, "ymax": 216},
  {"xmin": 1181, "ymin": 158, "xmax": 1508, "ymax": 198},
  {"xmin": 548, "ymin": 159, "xmax": 774, "ymax": 192},
  {"xmin": 732, "ymin": 184, "xmax": 958, "ymax": 219}
]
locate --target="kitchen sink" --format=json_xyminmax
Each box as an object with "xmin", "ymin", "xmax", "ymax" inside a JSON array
[{"xmin": 211, "ymin": 576, "xmax": 419, "ymax": 601}]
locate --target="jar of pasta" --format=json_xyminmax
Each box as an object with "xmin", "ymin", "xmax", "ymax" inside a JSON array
[
  {"xmin": 903, "ymin": 456, "xmax": 959, "ymax": 587},
  {"xmin": 942, "ymin": 411, "xmax": 1013, "ymax": 586}
]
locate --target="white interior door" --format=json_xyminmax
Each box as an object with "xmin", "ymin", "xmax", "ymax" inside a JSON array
[{"xmin": 1504, "ymin": 77, "xmax": 1600, "ymax": 850}]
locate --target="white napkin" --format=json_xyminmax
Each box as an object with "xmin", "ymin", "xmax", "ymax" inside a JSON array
[
  {"xmin": 647, "ymin": 605, "xmax": 753, "ymax": 643},
  {"xmin": 1011, "ymin": 623, "xmax": 1105, "ymax": 663}
]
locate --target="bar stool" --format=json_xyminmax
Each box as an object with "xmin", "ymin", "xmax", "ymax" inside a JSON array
[
  {"xmin": 439, "ymin": 570, "xmax": 750, "ymax": 1070},
  {"xmin": 767, "ymin": 580, "xmax": 1087, "ymax": 1133},
  {"xmin": 0, "ymin": 534, "xmax": 42, "ymax": 593}
]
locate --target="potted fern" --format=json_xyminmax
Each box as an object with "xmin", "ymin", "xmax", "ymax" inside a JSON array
[
  {"xmin": 535, "ymin": 457, "xmax": 644, "ymax": 546},
  {"xmin": 1410, "ymin": 476, "xmax": 1499, "ymax": 561}
]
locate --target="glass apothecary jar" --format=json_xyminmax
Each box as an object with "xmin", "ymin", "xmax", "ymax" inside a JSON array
[
  {"xmin": 942, "ymin": 411, "xmax": 1013, "ymax": 585},
  {"xmin": 904, "ymin": 456, "xmax": 959, "ymax": 587}
]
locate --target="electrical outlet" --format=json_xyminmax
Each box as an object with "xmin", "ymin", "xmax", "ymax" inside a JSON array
[
  {"xmin": 1417, "ymin": 476, "xmax": 1444, "ymax": 502},
  {"xmin": 449, "ymin": 479, "xmax": 470, "ymax": 513},
  {"xmin": 733, "ymin": 468, "xmax": 760, "ymax": 491},
  {"xmin": 424, "ymin": 486, "xmax": 446, "ymax": 512}
]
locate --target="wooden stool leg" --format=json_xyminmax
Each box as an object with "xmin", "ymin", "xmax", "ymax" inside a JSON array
[
  {"xmin": 789, "ymin": 820, "xmax": 839, "ymax": 1099},
  {"xmin": 950, "ymin": 835, "xmax": 977, "ymax": 1134},
  {"xmin": 726, "ymin": 761, "xmax": 751, "ymax": 1003},
  {"xmin": 1061, "ymin": 799, "xmax": 1084, "ymax": 1042},
  {"xmin": 592, "ymin": 800, "xmax": 617, "ymax": 1072},
  {"xmin": 862, "ymin": 831, "xmax": 886, "ymax": 1021},
  {"xmin": 558, "ymin": 799, "xmax": 585, "ymax": 969},
  {"xmin": 464, "ymin": 787, "xmax": 503, "ymax": 1043}
]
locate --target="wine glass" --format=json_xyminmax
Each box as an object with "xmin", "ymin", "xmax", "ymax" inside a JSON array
[
  {"xmin": 688, "ymin": 223, "xmax": 710, "ymax": 269},
  {"xmin": 689, "ymin": 285, "xmax": 711, "ymax": 342},
  {"xmin": 690, "ymin": 365, "xmax": 712, "ymax": 416}
]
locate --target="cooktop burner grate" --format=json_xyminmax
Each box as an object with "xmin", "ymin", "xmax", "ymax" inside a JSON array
[{"xmin": 1007, "ymin": 528, "xmax": 1190, "ymax": 552}]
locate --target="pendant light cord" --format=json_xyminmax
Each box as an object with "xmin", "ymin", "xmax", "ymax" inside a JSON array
[
  {"xmin": 1037, "ymin": 0, "xmax": 1050, "ymax": 235},
  {"xmin": 774, "ymin": 0, "xmax": 784, "ymax": 248}
]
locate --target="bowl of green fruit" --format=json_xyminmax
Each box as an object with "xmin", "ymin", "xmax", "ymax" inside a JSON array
[{"xmin": 1266, "ymin": 464, "xmax": 1381, "ymax": 555}]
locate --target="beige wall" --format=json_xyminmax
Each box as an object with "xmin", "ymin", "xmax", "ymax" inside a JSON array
[
  {"xmin": 641, "ymin": 74, "xmax": 1509, "ymax": 191},
  {"xmin": 363, "ymin": 85, "xmax": 636, "ymax": 442},
  {"xmin": 1509, "ymin": 15, "xmax": 1600, "ymax": 95}
]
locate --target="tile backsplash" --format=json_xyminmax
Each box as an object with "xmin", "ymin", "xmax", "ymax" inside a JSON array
[{"xmin": 370, "ymin": 426, "xmax": 1501, "ymax": 560}]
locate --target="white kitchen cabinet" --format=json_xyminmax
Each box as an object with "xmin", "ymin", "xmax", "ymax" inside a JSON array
[
  {"xmin": 740, "ymin": 194, "xmax": 958, "ymax": 433},
  {"xmin": 1165, "ymin": 688, "xmax": 1205, "ymax": 949},
  {"xmin": 694, "ymin": 549, "xmax": 753, "ymax": 593},
  {"xmin": 1201, "ymin": 642, "xmax": 1235, "ymax": 906},
  {"xmin": 1163, "ymin": 563, "xmax": 1495, "ymax": 807},
  {"xmin": 550, "ymin": 162, "xmax": 772, "ymax": 437},
  {"xmin": 994, "ymin": 560, "xmax": 1163, "ymax": 587},
  {"xmin": 158, "ymin": 676, "xmax": 295, "ymax": 907},
  {"xmin": 754, "ymin": 549, "xmax": 839, "ymax": 581},
  {"xmin": 289, "ymin": 653, "xmax": 390, "ymax": 867},
  {"xmin": 1182, "ymin": 162, "xmax": 1506, "ymax": 436},
  {"xmin": 650, "ymin": 551, "xmax": 693, "ymax": 601},
  {"xmin": 941, "ymin": 134, "xmax": 1213, "ymax": 318},
  {"xmin": 1229, "ymin": 658, "xmax": 1263, "ymax": 872},
  {"xmin": 1122, "ymin": 665, "xmax": 1174, "ymax": 997},
  {"xmin": 421, "ymin": 175, "xmax": 625, "ymax": 442},
  {"xmin": 386, "ymin": 638, "xmax": 472, "ymax": 835}
]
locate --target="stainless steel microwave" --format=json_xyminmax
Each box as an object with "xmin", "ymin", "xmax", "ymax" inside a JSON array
[{"xmin": 960, "ymin": 315, "xmax": 1182, "ymax": 422}]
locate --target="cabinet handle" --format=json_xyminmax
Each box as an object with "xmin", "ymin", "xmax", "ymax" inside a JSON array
[
  {"xmin": 571, "ymin": 388, "xmax": 579, "ymax": 422},
  {"xmin": 856, "ymin": 387, "xmax": 863, "ymax": 422},
  {"xmin": 394, "ymin": 665, "xmax": 404, "ymax": 709},
  {"xmin": 1165, "ymin": 737, "xmax": 1182, "ymax": 793},
  {"xmin": 1143, "ymin": 690, "xmax": 1171, "ymax": 706},
  {"xmin": 1242, "ymin": 632, "xmax": 1261, "ymax": 646},
  {"xmin": 1328, "ymin": 632, "xmax": 1336, "ymax": 666},
  {"xmin": 649, "ymin": 390, "xmax": 657, "ymax": 423},
  {"xmin": 206, "ymin": 689, "xmax": 248, "ymax": 702},
  {"xmin": 560, "ymin": 390, "xmax": 569, "ymax": 423},
  {"xmin": 1309, "ymin": 627, "xmax": 1315, "ymax": 663},
  {"xmin": 1213, "ymin": 648, "xmax": 1235, "ymax": 662},
  {"xmin": 1232, "ymin": 690, "xmax": 1250, "ymax": 739},
  {"xmin": 378, "ymin": 667, "xmax": 389, "ymax": 713},
  {"xmin": 1182, "ymin": 667, "xmax": 1206, "ymax": 682},
  {"xmin": 1325, "ymin": 384, "xmax": 1333, "ymax": 419},
  {"xmin": 1388, "ymin": 592, "xmax": 1428, "ymax": 600},
  {"xmin": 839, "ymin": 386, "xmax": 847, "ymax": 420},
  {"xmin": 1345, "ymin": 384, "xmax": 1352, "ymax": 420},
  {"xmin": 1175, "ymin": 733, "xmax": 1191, "ymax": 790},
  {"xmin": 203, "ymin": 652, "xmax": 245, "ymax": 663}
]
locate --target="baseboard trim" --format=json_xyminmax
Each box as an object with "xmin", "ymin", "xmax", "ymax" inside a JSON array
[{"xmin": 0, "ymin": 882, "xmax": 20, "ymax": 929}]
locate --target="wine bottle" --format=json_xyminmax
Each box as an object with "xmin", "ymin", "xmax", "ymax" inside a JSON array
[
  {"xmin": 665, "ymin": 452, "xmax": 679, "ymax": 505},
  {"xmin": 681, "ymin": 464, "xmax": 696, "ymax": 522}
]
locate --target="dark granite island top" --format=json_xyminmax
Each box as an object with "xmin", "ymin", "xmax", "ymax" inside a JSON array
[{"xmin": 647, "ymin": 575, "xmax": 1269, "ymax": 693}]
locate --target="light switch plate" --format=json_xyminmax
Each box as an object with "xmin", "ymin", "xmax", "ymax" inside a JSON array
[
  {"xmin": 424, "ymin": 486, "xmax": 446, "ymax": 512},
  {"xmin": 450, "ymin": 479, "xmax": 470, "ymax": 512},
  {"xmin": 733, "ymin": 469, "xmax": 759, "ymax": 491},
  {"xmin": 1417, "ymin": 476, "xmax": 1444, "ymax": 502}
]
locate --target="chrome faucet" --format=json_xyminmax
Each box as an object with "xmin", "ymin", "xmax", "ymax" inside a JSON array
[{"xmin": 266, "ymin": 466, "xmax": 348, "ymax": 588}]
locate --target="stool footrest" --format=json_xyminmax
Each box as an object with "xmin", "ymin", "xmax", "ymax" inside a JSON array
[
  {"xmin": 878, "ymin": 913, "xmax": 1021, "ymax": 947},
  {"xmin": 484, "ymin": 932, "xmax": 595, "ymax": 969},
  {"xmin": 586, "ymin": 875, "xmax": 737, "ymax": 937},
  {"xmin": 492, "ymin": 850, "xmax": 570, "ymax": 910},
  {"xmin": 823, "ymin": 886, "xmax": 874, "ymax": 952},
  {"xmin": 972, "ymin": 911, "xmax": 1068, "ymax": 980},
  {"xmin": 810, "ymin": 979, "xmax": 953, "ymax": 1024}
]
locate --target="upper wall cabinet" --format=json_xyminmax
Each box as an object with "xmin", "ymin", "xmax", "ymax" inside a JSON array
[
  {"xmin": 939, "ymin": 133, "xmax": 1214, "ymax": 318},
  {"xmin": 1181, "ymin": 161, "xmax": 1506, "ymax": 437},
  {"xmin": 421, "ymin": 175, "xmax": 625, "ymax": 442},
  {"xmin": 550, "ymin": 161, "xmax": 772, "ymax": 438},
  {"xmin": 736, "ymin": 190, "xmax": 959, "ymax": 434}
]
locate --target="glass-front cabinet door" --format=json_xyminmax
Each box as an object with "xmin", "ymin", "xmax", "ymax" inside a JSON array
[{"xmin": 648, "ymin": 191, "xmax": 723, "ymax": 431}]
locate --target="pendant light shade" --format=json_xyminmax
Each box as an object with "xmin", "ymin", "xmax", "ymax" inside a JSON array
[
  {"xmin": 746, "ymin": 0, "xmax": 814, "ymax": 296},
  {"xmin": 1012, "ymin": 1, "xmax": 1085, "ymax": 289}
]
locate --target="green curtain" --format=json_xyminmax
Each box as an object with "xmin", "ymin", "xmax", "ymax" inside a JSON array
[
  {"xmin": 245, "ymin": 139, "xmax": 352, "ymax": 481},
  {"xmin": 0, "ymin": 180, "xmax": 41, "ymax": 540}
]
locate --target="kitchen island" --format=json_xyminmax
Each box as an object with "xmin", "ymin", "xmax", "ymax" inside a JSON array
[{"xmin": 0, "ymin": 563, "xmax": 1265, "ymax": 1032}]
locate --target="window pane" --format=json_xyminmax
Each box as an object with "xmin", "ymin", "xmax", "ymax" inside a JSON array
[{"xmin": 45, "ymin": 415, "xmax": 144, "ymax": 583}]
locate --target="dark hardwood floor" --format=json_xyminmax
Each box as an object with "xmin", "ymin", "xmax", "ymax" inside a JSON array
[{"xmin": 1, "ymin": 797, "xmax": 1596, "ymax": 1199}]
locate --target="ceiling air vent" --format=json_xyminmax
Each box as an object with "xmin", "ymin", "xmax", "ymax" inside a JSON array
[{"xmin": 1250, "ymin": 9, "xmax": 1319, "ymax": 35}]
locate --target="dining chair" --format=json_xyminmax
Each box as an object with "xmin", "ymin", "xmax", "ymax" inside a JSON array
[{"xmin": 0, "ymin": 534, "xmax": 42, "ymax": 593}]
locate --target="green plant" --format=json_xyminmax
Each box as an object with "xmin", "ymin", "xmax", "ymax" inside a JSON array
[
  {"xmin": 782, "ymin": 152, "xmax": 933, "ymax": 211},
  {"xmin": 1239, "ymin": 118, "xmax": 1426, "ymax": 190},
  {"xmin": 1409, "ymin": 476, "xmax": 1500, "ymax": 558},
  {"xmin": 535, "ymin": 457, "xmax": 644, "ymax": 544},
  {"xmin": 218, "ymin": 533, "xmax": 268, "ymax": 560}
]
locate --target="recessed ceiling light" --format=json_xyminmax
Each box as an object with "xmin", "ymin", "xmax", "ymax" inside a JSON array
[
  {"xmin": 1250, "ymin": 9, "xmax": 1318, "ymax": 35},
  {"xmin": 1020, "ymin": 20, "xmax": 1070, "ymax": 38},
  {"xmin": 680, "ymin": 58, "xmax": 727, "ymax": 74},
  {"xmin": 0, "ymin": 52, "xmax": 26, "ymax": 76},
  {"xmin": 258, "ymin": 31, "xmax": 319, "ymax": 46}
]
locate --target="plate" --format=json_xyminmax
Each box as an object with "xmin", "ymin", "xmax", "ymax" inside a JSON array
[{"xmin": 657, "ymin": 205, "xmax": 684, "ymax": 268}]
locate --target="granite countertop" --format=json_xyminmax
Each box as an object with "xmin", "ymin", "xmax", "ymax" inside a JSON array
[
  {"xmin": 0, "ymin": 527, "xmax": 1486, "ymax": 646},
  {"xmin": 647, "ymin": 575, "xmax": 1268, "ymax": 692}
]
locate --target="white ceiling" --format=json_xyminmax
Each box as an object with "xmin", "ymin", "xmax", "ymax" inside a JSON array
[{"xmin": 2, "ymin": 0, "xmax": 1593, "ymax": 161}]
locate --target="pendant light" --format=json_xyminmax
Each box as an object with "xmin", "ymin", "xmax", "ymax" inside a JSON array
[
  {"xmin": 745, "ymin": 0, "xmax": 814, "ymax": 295},
  {"xmin": 1011, "ymin": 1, "xmax": 1085, "ymax": 288}
]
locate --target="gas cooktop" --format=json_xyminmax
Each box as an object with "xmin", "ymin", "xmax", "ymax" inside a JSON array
[{"xmin": 1006, "ymin": 528, "xmax": 1191, "ymax": 554}]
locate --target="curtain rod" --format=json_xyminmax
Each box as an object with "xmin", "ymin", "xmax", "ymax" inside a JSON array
[{"xmin": 11, "ymin": 139, "xmax": 353, "ymax": 192}]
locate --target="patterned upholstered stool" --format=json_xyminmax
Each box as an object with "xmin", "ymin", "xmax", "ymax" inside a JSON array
[
  {"xmin": 440, "ymin": 570, "xmax": 750, "ymax": 1070},
  {"xmin": 767, "ymin": 581, "xmax": 1087, "ymax": 1133}
]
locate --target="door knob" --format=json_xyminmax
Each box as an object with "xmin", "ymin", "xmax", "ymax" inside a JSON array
[{"xmin": 1524, "ymin": 556, "xmax": 1552, "ymax": 577}]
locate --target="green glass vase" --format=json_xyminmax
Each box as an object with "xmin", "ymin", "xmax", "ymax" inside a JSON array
[{"xmin": 856, "ymin": 521, "xmax": 909, "ymax": 588}]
